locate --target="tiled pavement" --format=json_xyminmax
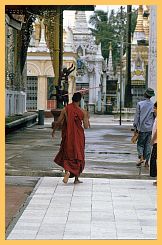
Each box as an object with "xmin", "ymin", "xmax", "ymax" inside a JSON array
[{"xmin": 7, "ymin": 177, "xmax": 157, "ymax": 240}]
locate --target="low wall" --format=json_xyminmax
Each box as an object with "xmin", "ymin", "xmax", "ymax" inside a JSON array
[
  {"xmin": 5, "ymin": 113, "xmax": 37, "ymax": 134},
  {"xmin": 113, "ymin": 108, "xmax": 136, "ymax": 121}
]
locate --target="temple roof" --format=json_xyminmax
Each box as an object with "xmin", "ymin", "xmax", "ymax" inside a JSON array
[{"xmin": 135, "ymin": 5, "xmax": 145, "ymax": 33}]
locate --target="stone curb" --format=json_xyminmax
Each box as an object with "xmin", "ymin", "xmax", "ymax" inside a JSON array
[{"xmin": 6, "ymin": 169, "xmax": 151, "ymax": 179}]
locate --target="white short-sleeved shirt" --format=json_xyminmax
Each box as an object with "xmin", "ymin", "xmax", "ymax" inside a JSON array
[{"xmin": 152, "ymin": 117, "xmax": 157, "ymax": 144}]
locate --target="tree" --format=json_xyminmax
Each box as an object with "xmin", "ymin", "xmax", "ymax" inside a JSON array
[{"xmin": 89, "ymin": 7, "xmax": 137, "ymax": 69}]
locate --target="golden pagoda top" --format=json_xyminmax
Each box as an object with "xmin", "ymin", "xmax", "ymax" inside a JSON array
[{"xmin": 135, "ymin": 5, "xmax": 145, "ymax": 33}]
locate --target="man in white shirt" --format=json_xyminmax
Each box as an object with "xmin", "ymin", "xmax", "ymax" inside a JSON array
[{"xmin": 133, "ymin": 88, "xmax": 155, "ymax": 167}]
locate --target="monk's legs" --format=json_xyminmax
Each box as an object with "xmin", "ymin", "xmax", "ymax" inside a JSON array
[
  {"xmin": 63, "ymin": 171, "xmax": 83, "ymax": 184},
  {"xmin": 63, "ymin": 170, "xmax": 70, "ymax": 184},
  {"xmin": 74, "ymin": 176, "xmax": 83, "ymax": 184}
]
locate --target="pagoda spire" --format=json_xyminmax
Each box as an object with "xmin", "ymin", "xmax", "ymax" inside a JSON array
[
  {"xmin": 107, "ymin": 42, "xmax": 114, "ymax": 79},
  {"xmin": 64, "ymin": 27, "xmax": 74, "ymax": 52},
  {"xmin": 37, "ymin": 18, "xmax": 49, "ymax": 52},
  {"xmin": 73, "ymin": 11, "xmax": 90, "ymax": 34},
  {"xmin": 132, "ymin": 5, "xmax": 146, "ymax": 44}
]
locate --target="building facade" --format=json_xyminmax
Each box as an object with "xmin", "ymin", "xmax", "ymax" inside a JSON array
[
  {"xmin": 72, "ymin": 11, "xmax": 105, "ymax": 113},
  {"xmin": 27, "ymin": 19, "xmax": 77, "ymax": 111},
  {"xmin": 121, "ymin": 5, "xmax": 150, "ymax": 108},
  {"xmin": 148, "ymin": 6, "xmax": 157, "ymax": 102},
  {"xmin": 26, "ymin": 11, "xmax": 106, "ymax": 114},
  {"xmin": 5, "ymin": 6, "xmax": 94, "ymax": 117}
]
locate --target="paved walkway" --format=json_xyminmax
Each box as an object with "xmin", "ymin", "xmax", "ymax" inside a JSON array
[
  {"xmin": 7, "ymin": 177, "xmax": 157, "ymax": 240},
  {"xmin": 44, "ymin": 115, "xmax": 133, "ymax": 128}
]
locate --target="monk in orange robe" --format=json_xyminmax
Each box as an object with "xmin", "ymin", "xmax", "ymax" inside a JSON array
[{"xmin": 52, "ymin": 92, "xmax": 90, "ymax": 184}]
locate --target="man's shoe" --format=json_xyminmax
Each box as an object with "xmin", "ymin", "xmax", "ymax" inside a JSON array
[
  {"xmin": 144, "ymin": 161, "xmax": 149, "ymax": 168},
  {"xmin": 136, "ymin": 160, "xmax": 144, "ymax": 167},
  {"xmin": 153, "ymin": 181, "xmax": 157, "ymax": 186},
  {"xmin": 136, "ymin": 162, "xmax": 142, "ymax": 167}
]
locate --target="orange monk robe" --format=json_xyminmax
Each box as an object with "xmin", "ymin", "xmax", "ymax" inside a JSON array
[{"xmin": 54, "ymin": 103, "xmax": 85, "ymax": 177}]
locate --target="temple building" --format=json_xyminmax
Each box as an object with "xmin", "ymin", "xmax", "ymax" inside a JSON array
[
  {"xmin": 27, "ymin": 18, "xmax": 54, "ymax": 111},
  {"xmin": 27, "ymin": 20, "xmax": 77, "ymax": 112},
  {"xmin": 6, "ymin": 5, "xmax": 156, "ymax": 116},
  {"xmin": 5, "ymin": 5, "xmax": 94, "ymax": 117},
  {"xmin": 72, "ymin": 11, "xmax": 105, "ymax": 113},
  {"xmin": 121, "ymin": 5, "xmax": 150, "ymax": 108},
  {"xmin": 131, "ymin": 5, "xmax": 149, "ymax": 107},
  {"xmin": 26, "ymin": 10, "xmax": 105, "ymax": 114}
]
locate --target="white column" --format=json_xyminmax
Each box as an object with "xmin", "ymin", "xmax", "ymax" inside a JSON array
[
  {"xmin": 81, "ymin": 97, "xmax": 85, "ymax": 109},
  {"xmin": 148, "ymin": 6, "xmax": 157, "ymax": 102},
  {"xmin": 97, "ymin": 90, "xmax": 101, "ymax": 112},
  {"xmin": 6, "ymin": 90, "xmax": 9, "ymax": 116},
  {"xmin": 22, "ymin": 92, "xmax": 27, "ymax": 113},
  {"xmin": 88, "ymin": 72, "xmax": 95, "ymax": 104},
  {"xmin": 68, "ymin": 76, "xmax": 75, "ymax": 104},
  {"xmin": 37, "ymin": 75, "xmax": 47, "ymax": 110},
  {"xmin": 95, "ymin": 63, "xmax": 101, "ymax": 103},
  {"xmin": 102, "ymin": 72, "xmax": 107, "ymax": 113},
  {"xmin": 102, "ymin": 72, "xmax": 106, "ymax": 95}
]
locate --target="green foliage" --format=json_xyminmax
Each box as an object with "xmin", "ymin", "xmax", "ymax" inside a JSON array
[{"xmin": 89, "ymin": 7, "xmax": 137, "ymax": 69}]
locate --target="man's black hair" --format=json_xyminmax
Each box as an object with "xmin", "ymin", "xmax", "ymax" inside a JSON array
[
  {"xmin": 154, "ymin": 102, "xmax": 157, "ymax": 108},
  {"xmin": 72, "ymin": 92, "xmax": 82, "ymax": 102}
]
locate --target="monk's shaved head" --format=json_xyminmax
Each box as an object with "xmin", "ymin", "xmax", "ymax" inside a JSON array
[{"xmin": 72, "ymin": 92, "xmax": 82, "ymax": 102}]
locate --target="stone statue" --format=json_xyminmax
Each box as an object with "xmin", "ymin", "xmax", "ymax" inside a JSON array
[{"xmin": 57, "ymin": 64, "xmax": 75, "ymax": 108}]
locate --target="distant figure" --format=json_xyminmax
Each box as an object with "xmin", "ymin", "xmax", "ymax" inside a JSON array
[
  {"xmin": 150, "ymin": 102, "xmax": 157, "ymax": 186},
  {"xmin": 77, "ymin": 58, "xmax": 84, "ymax": 70},
  {"xmin": 52, "ymin": 92, "xmax": 90, "ymax": 184},
  {"xmin": 133, "ymin": 88, "xmax": 155, "ymax": 167}
]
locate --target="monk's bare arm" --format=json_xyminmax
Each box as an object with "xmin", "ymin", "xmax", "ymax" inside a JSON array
[
  {"xmin": 82, "ymin": 109, "xmax": 90, "ymax": 129},
  {"xmin": 52, "ymin": 108, "xmax": 66, "ymax": 138}
]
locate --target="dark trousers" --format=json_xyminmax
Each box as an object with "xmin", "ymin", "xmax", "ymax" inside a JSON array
[
  {"xmin": 137, "ymin": 131, "xmax": 152, "ymax": 161},
  {"xmin": 150, "ymin": 143, "xmax": 157, "ymax": 177}
]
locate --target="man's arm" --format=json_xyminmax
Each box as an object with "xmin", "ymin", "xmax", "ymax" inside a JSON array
[
  {"xmin": 52, "ymin": 108, "xmax": 66, "ymax": 138},
  {"xmin": 82, "ymin": 109, "xmax": 90, "ymax": 129},
  {"xmin": 133, "ymin": 103, "xmax": 140, "ymax": 131}
]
